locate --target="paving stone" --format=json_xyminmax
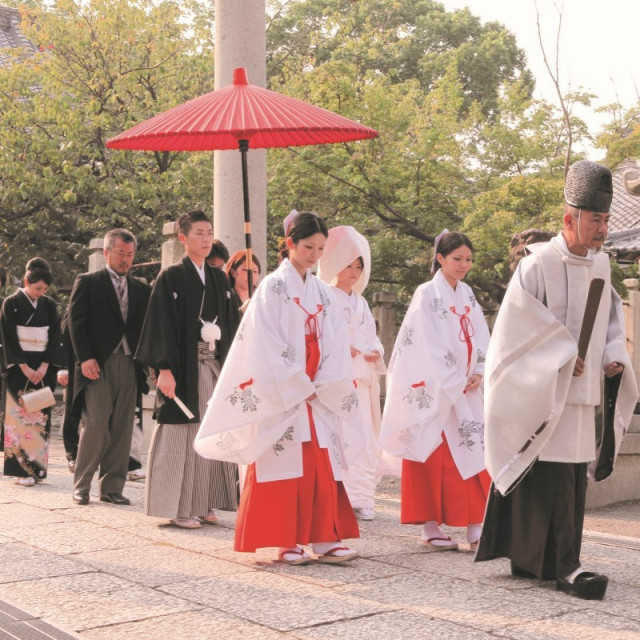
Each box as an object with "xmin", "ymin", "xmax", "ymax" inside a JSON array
[
  {"xmin": 293, "ymin": 610, "xmax": 500, "ymax": 640},
  {"xmin": 212, "ymin": 547, "xmax": 413, "ymax": 588},
  {"xmin": 0, "ymin": 542, "xmax": 89, "ymax": 583},
  {"xmin": 335, "ymin": 572, "xmax": 580, "ymax": 632},
  {"xmin": 0, "ymin": 572, "xmax": 200, "ymax": 632},
  {"xmin": 161, "ymin": 571, "xmax": 392, "ymax": 632},
  {"xmin": 80, "ymin": 608, "xmax": 290, "ymax": 640},
  {"xmin": 4, "ymin": 519, "xmax": 150, "ymax": 555},
  {"xmin": 0, "ymin": 502, "xmax": 67, "ymax": 532},
  {"xmin": 493, "ymin": 607, "xmax": 640, "ymax": 640},
  {"xmin": 75, "ymin": 542, "xmax": 255, "ymax": 588}
]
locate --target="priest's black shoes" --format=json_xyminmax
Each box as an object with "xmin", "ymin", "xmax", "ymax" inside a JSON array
[
  {"xmin": 72, "ymin": 490, "xmax": 89, "ymax": 505},
  {"xmin": 100, "ymin": 493, "xmax": 131, "ymax": 505},
  {"xmin": 556, "ymin": 572, "xmax": 608, "ymax": 600}
]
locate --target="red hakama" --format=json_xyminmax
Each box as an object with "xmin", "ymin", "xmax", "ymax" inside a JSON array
[
  {"xmin": 234, "ymin": 315, "xmax": 359, "ymax": 552},
  {"xmin": 401, "ymin": 436, "xmax": 490, "ymax": 526}
]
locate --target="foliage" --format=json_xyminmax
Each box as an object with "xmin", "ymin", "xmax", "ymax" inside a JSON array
[
  {"xmin": 598, "ymin": 101, "xmax": 640, "ymax": 168},
  {"xmin": 0, "ymin": 0, "xmax": 215, "ymax": 291},
  {"xmin": 265, "ymin": 0, "xmax": 591, "ymax": 304}
]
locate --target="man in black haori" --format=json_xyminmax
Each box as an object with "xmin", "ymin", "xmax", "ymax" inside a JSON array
[
  {"xmin": 136, "ymin": 210, "xmax": 240, "ymax": 529},
  {"xmin": 476, "ymin": 160, "xmax": 638, "ymax": 600}
]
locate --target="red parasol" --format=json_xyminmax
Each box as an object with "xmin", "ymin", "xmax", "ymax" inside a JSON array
[{"xmin": 107, "ymin": 67, "xmax": 379, "ymax": 293}]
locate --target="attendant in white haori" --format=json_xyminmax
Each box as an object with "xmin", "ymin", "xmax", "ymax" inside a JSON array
[
  {"xmin": 381, "ymin": 231, "xmax": 491, "ymax": 551},
  {"xmin": 317, "ymin": 226, "xmax": 386, "ymax": 521},
  {"xmin": 195, "ymin": 211, "xmax": 361, "ymax": 566}
]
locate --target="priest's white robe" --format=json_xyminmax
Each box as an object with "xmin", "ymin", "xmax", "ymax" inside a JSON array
[
  {"xmin": 381, "ymin": 269, "xmax": 491, "ymax": 480},
  {"xmin": 484, "ymin": 234, "xmax": 638, "ymax": 495},
  {"xmin": 194, "ymin": 259, "xmax": 362, "ymax": 483}
]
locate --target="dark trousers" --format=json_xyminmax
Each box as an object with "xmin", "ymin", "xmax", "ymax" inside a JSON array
[
  {"xmin": 476, "ymin": 460, "xmax": 587, "ymax": 580},
  {"xmin": 73, "ymin": 350, "xmax": 137, "ymax": 495}
]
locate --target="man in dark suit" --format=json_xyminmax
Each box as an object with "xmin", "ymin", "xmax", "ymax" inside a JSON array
[{"xmin": 69, "ymin": 228, "xmax": 150, "ymax": 505}]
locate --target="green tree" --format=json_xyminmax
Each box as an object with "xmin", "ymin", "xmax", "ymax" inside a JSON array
[
  {"xmin": 0, "ymin": 0, "xmax": 214, "ymax": 290},
  {"xmin": 265, "ymin": 0, "xmax": 584, "ymax": 303}
]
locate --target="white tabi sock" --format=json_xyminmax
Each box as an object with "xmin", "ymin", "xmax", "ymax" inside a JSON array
[
  {"xmin": 467, "ymin": 523, "xmax": 482, "ymax": 544},
  {"xmin": 422, "ymin": 521, "xmax": 452, "ymax": 545},
  {"xmin": 563, "ymin": 567, "xmax": 583, "ymax": 584}
]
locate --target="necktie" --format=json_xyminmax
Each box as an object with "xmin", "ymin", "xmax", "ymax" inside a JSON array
[{"xmin": 115, "ymin": 276, "xmax": 127, "ymax": 321}]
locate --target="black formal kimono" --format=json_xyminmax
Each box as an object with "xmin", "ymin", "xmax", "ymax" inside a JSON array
[
  {"xmin": 136, "ymin": 257, "xmax": 241, "ymax": 518},
  {"xmin": 1, "ymin": 291, "xmax": 64, "ymax": 479},
  {"xmin": 136, "ymin": 257, "xmax": 239, "ymax": 423}
]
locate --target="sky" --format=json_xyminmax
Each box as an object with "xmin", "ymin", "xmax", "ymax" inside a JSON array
[{"xmin": 439, "ymin": 0, "xmax": 640, "ymax": 159}]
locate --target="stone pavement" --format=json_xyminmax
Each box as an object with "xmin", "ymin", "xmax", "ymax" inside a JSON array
[{"xmin": 2, "ymin": 432, "xmax": 640, "ymax": 640}]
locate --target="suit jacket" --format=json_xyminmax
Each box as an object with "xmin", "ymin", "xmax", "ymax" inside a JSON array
[{"xmin": 68, "ymin": 268, "xmax": 150, "ymax": 416}]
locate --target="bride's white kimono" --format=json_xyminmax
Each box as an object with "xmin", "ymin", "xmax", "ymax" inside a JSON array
[
  {"xmin": 331, "ymin": 286, "xmax": 386, "ymax": 509},
  {"xmin": 381, "ymin": 269, "xmax": 490, "ymax": 479},
  {"xmin": 194, "ymin": 259, "xmax": 362, "ymax": 483}
]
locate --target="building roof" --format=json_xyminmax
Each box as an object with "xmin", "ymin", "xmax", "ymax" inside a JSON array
[
  {"xmin": 602, "ymin": 159, "xmax": 640, "ymax": 261},
  {"xmin": 609, "ymin": 159, "xmax": 640, "ymax": 233},
  {"xmin": 0, "ymin": 6, "xmax": 36, "ymax": 68}
]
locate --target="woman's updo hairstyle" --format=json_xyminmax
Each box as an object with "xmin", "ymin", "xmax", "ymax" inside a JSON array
[
  {"xmin": 25, "ymin": 257, "xmax": 53, "ymax": 285},
  {"xmin": 287, "ymin": 211, "xmax": 328, "ymax": 242},
  {"xmin": 279, "ymin": 211, "xmax": 328, "ymax": 262}
]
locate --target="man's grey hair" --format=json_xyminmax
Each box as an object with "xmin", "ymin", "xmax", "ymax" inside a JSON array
[{"xmin": 104, "ymin": 228, "xmax": 137, "ymax": 251}]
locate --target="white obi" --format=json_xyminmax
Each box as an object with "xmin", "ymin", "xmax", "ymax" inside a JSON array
[{"xmin": 17, "ymin": 326, "xmax": 49, "ymax": 352}]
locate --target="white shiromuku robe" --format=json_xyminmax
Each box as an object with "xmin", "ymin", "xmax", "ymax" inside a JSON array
[
  {"xmin": 331, "ymin": 286, "xmax": 386, "ymax": 509},
  {"xmin": 484, "ymin": 234, "xmax": 638, "ymax": 495},
  {"xmin": 194, "ymin": 259, "xmax": 362, "ymax": 483},
  {"xmin": 381, "ymin": 269, "xmax": 491, "ymax": 479}
]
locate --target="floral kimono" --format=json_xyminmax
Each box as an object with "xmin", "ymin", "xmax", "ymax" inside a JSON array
[{"xmin": 2, "ymin": 291, "xmax": 63, "ymax": 480}]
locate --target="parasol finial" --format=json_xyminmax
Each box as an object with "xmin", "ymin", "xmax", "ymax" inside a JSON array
[{"xmin": 233, "ymin": 67, "xmax": 249, "ymax": 86}]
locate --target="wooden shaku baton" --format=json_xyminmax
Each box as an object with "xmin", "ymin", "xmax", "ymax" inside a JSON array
[{"xmin": 577, "ymin": 278, "xmax": 605, "ymax": 361}]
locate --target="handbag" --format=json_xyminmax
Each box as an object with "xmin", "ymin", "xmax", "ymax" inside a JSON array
[{"xmin": 21, "ymin": 381, "xmax": 56, "ymax": 413}]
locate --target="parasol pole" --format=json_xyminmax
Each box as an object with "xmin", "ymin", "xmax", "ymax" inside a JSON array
[{"xmin": 238, "ymin": 138, "xmax": 254, "ymax": 297}]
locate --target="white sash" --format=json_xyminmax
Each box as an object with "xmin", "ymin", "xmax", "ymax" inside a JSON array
[{"xmin": 17, "ymin": 326, "xmax": 48, "ymax": 352}]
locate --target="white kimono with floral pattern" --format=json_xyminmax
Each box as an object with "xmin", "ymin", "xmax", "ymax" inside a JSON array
[
  {"xmin": 195, "ymin": 259, "xmax": 361, "ymax": 483},
  {"xmin": 381, "ymin": 269, "xmax": 491, "ymax": 479}
]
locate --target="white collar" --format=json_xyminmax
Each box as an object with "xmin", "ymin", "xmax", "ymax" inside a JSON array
[
  {"xmin": 190, "ymin": 258, "xmax": 206, "ymax": 285},
  {"xmin": 19, "ymin": 288, "xmax": 38, "ymax": 308}
]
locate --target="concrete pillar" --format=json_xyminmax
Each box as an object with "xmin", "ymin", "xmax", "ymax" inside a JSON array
[
  {"xmin": 161, "ymin": 221, "xmax": 185, "ymax": 269},
  {"xmin": 624, "ymin": 278, "xmax": 640, "ymax": 385},
  {"xmin": 214, "ymin": 0, "xmax": 267, "ymax": 269},
  {"xmin": 372, "ymin": 291, "xmax": 397, "ymax": 397},
  {"xmin": 88, "ymin": 238, "xmax": 106, "ymax": 272}
]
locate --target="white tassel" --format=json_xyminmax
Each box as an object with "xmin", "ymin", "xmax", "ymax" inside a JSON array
[{"xmin": 201, "ymin": 317, "xmax": 221, "ymax": 351}]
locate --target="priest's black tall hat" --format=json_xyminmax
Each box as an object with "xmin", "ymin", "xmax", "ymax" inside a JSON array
[{"xmin": 564, "ymin": 160, "xmax": 613, "ymax": 213}]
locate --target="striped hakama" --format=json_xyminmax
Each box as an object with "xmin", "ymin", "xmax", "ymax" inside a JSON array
[{"xmin": 145, "ymin": 343, "xmax": 239, "ymax": 518}]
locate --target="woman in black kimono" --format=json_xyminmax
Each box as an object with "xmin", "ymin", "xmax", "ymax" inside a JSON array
[{"xmin": 2, "ymin": 258, "xmax": 63, "ymax": 485}]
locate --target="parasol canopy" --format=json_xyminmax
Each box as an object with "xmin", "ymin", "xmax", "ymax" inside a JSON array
[
  {"xmin": 107, "ymin": 67, "xmax": 379, "ymax": 295},
  {"xmin": 107, "ymin": 67, "xmax": 378, "ymax": 151}
]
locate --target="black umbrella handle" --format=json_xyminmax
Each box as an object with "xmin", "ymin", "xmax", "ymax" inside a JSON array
[{"xmin": 239, "ymin": 139, "xmax": 254, "ymax": 297}]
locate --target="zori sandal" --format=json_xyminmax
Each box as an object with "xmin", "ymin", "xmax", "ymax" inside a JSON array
[
  {"xmin": 317, "ymin": 546, "xmax": 359, "ymax": 564},
  {"xmin": 278, "ymin": 547, "xmax": 312, "ymax": 565},
  {"xmin": 420, "ymin": 536, "xmax": 459, "ymax": 552}
]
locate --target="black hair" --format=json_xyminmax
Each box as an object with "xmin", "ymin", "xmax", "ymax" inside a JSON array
[
  {"xmin": 433, "ymin": 232, "xmax": 473, "ymax": 272},
  {"xmin": 208, "ymin": 239, "xmax": 230, "ymax": 262},
  {"xmin": 178, "ymin": 210, "xmax": 212, "ymax": 236},
  {"xmin": 286, "ymin": 211, "xmax": 328, "ymax": 242},
  {"xmin": 25, "ymin": 257, "xmax": 52, "ymax": 285},
  {"xmin": 0, "ymin": 266, "xmax": 6, "ymax": 289}
]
